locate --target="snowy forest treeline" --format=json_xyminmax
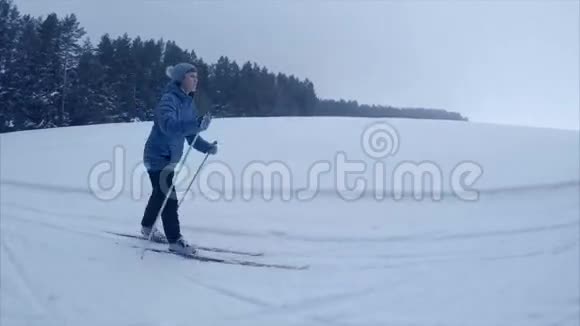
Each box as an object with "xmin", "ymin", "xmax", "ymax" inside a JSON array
[{"xmin": 0, "ymin": 0, "xmax": 468, "ymax": 133}]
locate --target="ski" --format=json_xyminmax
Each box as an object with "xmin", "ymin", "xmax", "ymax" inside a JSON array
[
  {"xmin": 124, "ymin": 243, "xmax": 308, "ymax": 270},
  {"xmin": 104, "ymin": 231, "xmax": 264, "ymax": 257}
]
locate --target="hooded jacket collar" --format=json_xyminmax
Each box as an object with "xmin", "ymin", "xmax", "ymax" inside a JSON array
[{"xmin": 165, "ymin": 81, "xmax": 194, "ymax": 101}]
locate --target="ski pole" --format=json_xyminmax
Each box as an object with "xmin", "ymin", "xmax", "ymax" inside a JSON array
[
  {"xmin": 140, "ymin": 133, "xmax": 199, "ymax": 259},
  {"xmin": 178, "ymin": 141, "xmax": 216, "ymax": 207}
]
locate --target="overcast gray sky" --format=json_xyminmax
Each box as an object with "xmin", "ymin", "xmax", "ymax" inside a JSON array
[{"xmin": 16, "ymin": 0, "xmax": 579, "ymax": 130}]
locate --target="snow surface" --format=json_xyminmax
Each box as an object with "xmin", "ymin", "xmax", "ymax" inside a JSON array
[{"xmin": 1, "ymin": 117, "xmax": 579, "ymax": 326}]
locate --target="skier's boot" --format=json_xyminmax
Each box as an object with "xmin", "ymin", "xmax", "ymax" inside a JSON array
[
  {"xmin": 169, "ymin": 237, "xmax": 197, "ymax": 256},
  {"xmin": 141, "ymin": 226, "xmax": 167, "ymax": 243}
]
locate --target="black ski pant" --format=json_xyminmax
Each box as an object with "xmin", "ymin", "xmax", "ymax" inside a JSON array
[{"xmin": 141, "ymin": 168, "xmax": 181, "ymax": 243}]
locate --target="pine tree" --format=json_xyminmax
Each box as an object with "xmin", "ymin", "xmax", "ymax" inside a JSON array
[
  {"xmin": 192, "ymin": 57, "xmax": 212, "ymax": 115},
  {"xmin": 67, "ymin": 39, "xmax": 112, "ymax": 125},
  {"xmin": 95, "ymin": 34, "xmax": 119, "ymax": 122},
  {"xmin": 10, "ymin": 14, "xmax": 41, "ymax": 129},
  {"xmin": 141, "ymin": 38, "xmax": 164, "ymax": 119},
  {"xmin": 0, "ymin": 0, "xmax": 21, "ymax": 131},
  {"xmin": 209, "ymin": 56, "xmax": 240, "ymax": 116},
  {"xmin": 57, "ymin": 13, "xmax": 85, "ymax": 125},
  {"xmin": 110, "ymin": 34, "xmax": 135, "ymax": 121},
  {"xmin": 163, "ymin": 41, "xmax": 190, "ymax": 66},
  {"xmin": 33, "ymin": 13, "xmax": 62, "ymax": 127}
]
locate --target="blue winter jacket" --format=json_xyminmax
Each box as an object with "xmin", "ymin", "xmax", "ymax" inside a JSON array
[{"xmin": 143, "ymin": 81, "xmax": 212, "ymax": 171}]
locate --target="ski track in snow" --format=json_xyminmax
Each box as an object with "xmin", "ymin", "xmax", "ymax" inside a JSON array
[
  {"xmin": 4, "ymin": 197, "xmax": 577, "ymax": 267},
  {"xmin": 2, "ymin": 183, "xmax": 578, "ymax": 325},
  {"xmin": 3, "ymin": 187, "xmax": 578, "ymax": 246},
  {"xmin": 2, "ymin": 184, "xmax": 579, "ymax": 268},
  {"xmin": 1, "ymin": 237, "xmax": 48, "ymax": 320},
  {"xmin": 0, "ymin": 233, "xmax": 69, "ymax": 326},
  {"xmin": 184, "ymin": 274, "xmax": 382, "ymax": 326}
]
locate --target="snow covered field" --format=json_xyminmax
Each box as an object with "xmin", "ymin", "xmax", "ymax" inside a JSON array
[{"xmin": 1, "ymin": 117, "xmax": 579, "ymax": 326}]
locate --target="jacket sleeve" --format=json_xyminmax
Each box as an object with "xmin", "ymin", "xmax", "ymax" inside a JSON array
[
  {"xmin": 186, "ymin": 134, "xmax": 212, "ymax": 153},
  {"xmin": 156, "ymin": 94, "xmax": 199, "ymax": 137}
]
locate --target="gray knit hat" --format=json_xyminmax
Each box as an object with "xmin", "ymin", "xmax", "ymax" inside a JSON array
[{"xmin": 165, "ymin": 63, "xmax": 197, "ymax": 82}]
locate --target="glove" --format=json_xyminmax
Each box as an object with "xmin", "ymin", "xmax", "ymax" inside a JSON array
[
  {"xmin": 197, "ymin": 113, "xmax": 211, "ymax": 132},
  {"xmin": 207, "ymin": 141, "xmax": 218, "ymax": 155}
]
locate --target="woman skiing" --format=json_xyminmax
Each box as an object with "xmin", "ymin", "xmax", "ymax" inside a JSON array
[{"xmin": 140, "ymin": 62, "xmax": 217, "ymax": 255}]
